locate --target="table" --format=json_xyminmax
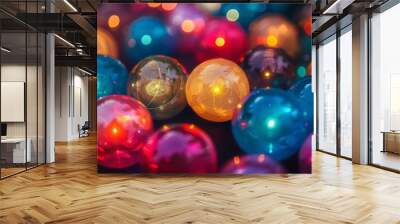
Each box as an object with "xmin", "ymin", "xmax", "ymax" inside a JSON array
[{"xmin": 381, "ymin": 131, "xmax": 400, "ymax": 154}]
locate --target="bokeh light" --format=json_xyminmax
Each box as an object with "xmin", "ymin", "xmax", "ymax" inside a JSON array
[{"xmin": 108, "ymin": 15, "xmax": 120, "ymax": 29}]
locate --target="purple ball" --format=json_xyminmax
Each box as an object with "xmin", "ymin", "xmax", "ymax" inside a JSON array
[
  {"xmin": 241, "ymin": 46, "xmax": 296, "ymax": 90},
  {"xmin": 221, "ymin": 155, "xmax": 285, "ymax": 174}
]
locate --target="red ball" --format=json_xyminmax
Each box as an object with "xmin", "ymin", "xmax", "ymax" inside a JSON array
[
  {"xmin": 143, "ymin": 124, "xmax": 217, "ymax": 173},
  {"xmin": 197, "ymin": 19, "xmax": 247, "ymax": 64},
  {"xmin": 97, "ymin": 95, "xmax": 153, "ymax": 169}
]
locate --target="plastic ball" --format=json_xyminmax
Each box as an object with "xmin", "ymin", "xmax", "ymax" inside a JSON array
[
  {"xmin": 241, "ymin": 46, "xmax": 296, "ymax": 90},
  {"xmin": 221, "ymin": 154, "xmax": 285, "ymax": 174},
  {"xmin": 298, "ymin": 134, "xmax": 312, "ymax": 173},
  {"xmin": 217, "ymin": 3, "xmax": 266, "ymax": 29},
  {"xmin": 249, "ymin": 15, "xmax": 299, "ymax": 58},
  {"xmin": 289, "ymin": 76, "xmax": 313, "ymax": 132},
  {"xmin": 97, "ymin": 55, "xmax": 129, "ymax": 99},
  {"xmin": 143, "ymin": 124, "xmax": 217, "ymax": 173},
  {"xmin": 124, "ymin": 16, "xmax": 175, "ymax": 64},
  {"xmin": 97, "ymin": 28, "xmax": 118, "ymax": 58},
  {"xmin": 167, "ymin": 4, "xmax": 208, "ymax": 55},
  {"xmin": 197, "ymin": 19, "xmax": 247, "ymax": 64},
  {"xmin": 97, "ymin": 95, "xmax": 153, "ymax": 169},
  {"xmin": 186, "ymin": 58, "xmax": 250, "ymax": 122},
  {"xmin": 127, "ymin": 55, "xmax": 188, "ymax": 120},
  {"xmin": 232, "ymin": 89, "xmax": 308, "ymax": 161}
]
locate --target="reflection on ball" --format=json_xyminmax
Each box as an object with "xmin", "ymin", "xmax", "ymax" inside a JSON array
[
  {"xmin": 97, "ymin": 55, "xmax": 129, "ymax": 99},
  {"xmin": 217, "ymin": 3, "xmax": 266, "ymax": 28},
  {"xmin": 221, "ymin": 154, "xmax": 285, "ymax": 174},
  {"xmin": 289, "ymin": 76, "xmax": 313, "ymax": 133},
  {"xmin": 299, "ymin": 134, "xmax": 312, "ymax": 173},
  {"xmin": 97, "ymin": 95, "xmax": 153, "ymax": 169},
  {"xmin": 143, "ymin": 124, "xmax": 217, "ymax": 173},
  {"xmin": 232, "ymin": 89, "xmax": 308, "ymax": 161},
  {"xmin": 249, "ymin": 15, "xmax": 299, "ymax": 58},
  {"xmin": 197, "ymin": 19, "xmax": 247, "ymax": 64},
  {"xmin": 241, "ymin": 46, "xmax": 295, "ymax": 90},
  {"xmin": 186, "ymin": 58, "xmax": 250, "ymax": 122},
  {"xmin": 97, "ymin": 28, "xmax": 118, "ymax": 58},
  {"xmin": 127, "ymin": 55, "xmax": 187, "ymax": 120},
  {"xmin": 125, "ymin": 16, "xmax": 175, "ymax": 63}
]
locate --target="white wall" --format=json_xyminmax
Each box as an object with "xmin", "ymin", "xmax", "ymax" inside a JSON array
[{"xmin": 54, "ymin": 67, "xmax": 89, "ymax": 141}]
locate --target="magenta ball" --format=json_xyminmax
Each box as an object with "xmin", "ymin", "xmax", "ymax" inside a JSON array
[
  {"xmin": 143, "ymin": 124, "xmax": 217, "ymax": 173},
  {"xmin": 221, "ymin": 155, "xmax": 285, "ymax": 174},
  {"xmin": 197, "ymin": 19, "xmax": 247, "ymax": 64},
  {"xmin": 299, "ymin": 135, "xmax": 312, "ymax": 173},
  {"xmin": 167, "ymin": 4, "xmax": 208, "ymax": 54},
  {"xmin": 97, "ymin": 95, "xmax": 153, "ymax": 169}
]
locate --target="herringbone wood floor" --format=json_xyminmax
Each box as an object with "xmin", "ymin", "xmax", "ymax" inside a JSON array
[{"xmin": 1, "ymin": 135, "xmax": 400, "ymax": 224}]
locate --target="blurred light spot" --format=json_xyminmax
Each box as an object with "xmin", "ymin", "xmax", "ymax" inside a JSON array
[
  {"xmin": 226, "ymin": 9, "xmax": 239, "ymax": 22},
  {"xmin": 257, "ymin": 154, "xmax": 265, "ymax": 163},
  {"xmin": 297, "ymin": 66, "xmax": 307, "ymax": 78},
  {"xmin": 234, "ymin": 156, "xmax": 240, "ymax": 165},
  {"xmin": 108, "ymin": 15, "xmax": 120, "ymax": 29},
  {"xmin": 215, "ymin": 37, "xmax": 225, "ymax": 47},
  {"xmin": 266, "ymin": 35, "xmax": 278, "ymax": 47},
  {"xmin": 141, "ymin": 35, "xmax": 152, "ymax": 45},
  {"xmin": 161, "ymin": 3, "xmax": 177, "ymax": 11},
  {"xmin": 147, "ymin": 3, "xmax": 161, "ymax": 8},
  {"xmin": 181, "ymin": 20, "xmax": 195, "ymax": 33}
]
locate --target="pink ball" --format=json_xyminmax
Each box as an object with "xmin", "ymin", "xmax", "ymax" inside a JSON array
[
  {"xmin": 143, "ymin": 124, "xmax": 217, "ymax": 173},
  {"xmin": 221, "ymin": 155, "xmax": 285, "ymax": 174},
  {"xmin": 97, "ymin": 95, "xmax": 153, "ymax": 169},
  {"xmin": 197, "ymin": 19, "xmax": 247, "ymax": 64},
  {"xmin": 299, "ymin": 135, "xmax": 312, "ymax": 173}
]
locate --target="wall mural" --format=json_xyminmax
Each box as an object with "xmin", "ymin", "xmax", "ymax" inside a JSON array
[{"xmin": 97, "ymin": 3, "xmax": 312, "ymax": 174}]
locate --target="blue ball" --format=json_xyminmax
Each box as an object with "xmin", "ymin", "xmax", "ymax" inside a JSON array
[
  {"xmin": 232, "ymin": 88, "xmax": 308, "ymax": 161},
  {"xmin": 124, "ymin": 16, "xmax": 175, "ymax": 63},
  {"xmin": 97, "ymin": 55, "xmax": 128, "ymax": 99},
  {"xmin": 289, "ymin": 76, "xmax": 313, "ymax": 133}
]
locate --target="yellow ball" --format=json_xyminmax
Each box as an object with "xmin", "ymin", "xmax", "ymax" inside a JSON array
[{"xmin": 186, "ymin": 58, "xmax": 250, "ymax": 122}]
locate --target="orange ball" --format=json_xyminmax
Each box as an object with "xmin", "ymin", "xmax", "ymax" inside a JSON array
[
  {"xmin": 186, "ymin": 58, "xmax": 250, "ymax": 122},
  {"xmin": 249, "ymin": 15, "xmax": 299, "ymax": 58},
  {"xmin": 97, "ymin": 28, "xmax": 118, "ymax": 58}
]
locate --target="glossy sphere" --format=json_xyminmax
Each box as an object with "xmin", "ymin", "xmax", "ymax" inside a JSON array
[
  {"xmin": 167, "ymin": 4, "xmax": 208, "ymax": 54},
  {"xmin": 298, "ymin": 134, "xmax": 312, "ymax": 173},
  {"xmin": 97, "ymin": 28, "xmax": 118, "ymax": 58},
  {"xmin": 143, "ymin": 124, "xmax": 217, "ymax": 173},
  {"xmin": 241, "ymin": 46, "xmax": 295, "ymax": 90},
  {"xmin": 97, "ymin": 95, "xmax": 153, "ymax": 169},
  {"xmin": 125, "ymin": 16, "xmax": 175, "ymax": 63},
  {"xmin": 197, "ymin": 19, "xmax": 247, "ymax": 64},
  {"xmin": 249, "ymin": 15, "xmax": 299, "ymax": 58},
  {"xmin": 127, "ymin": 56, "xmax": 188, "ymax": 120},
  {"xmin": 221, "ymin": 154, "xmax": 285, "ymax": 174},
  {"xmin": 186, "ymin": 58, "xmax": 250, "ymax": 122},
  {"xmin": 232, "ymin": 89, "xmax": 308, "ymax": 161},
  {"xmin": 97, "ymin": 55, "xmax": 129, "ymax": 99},
  {"xmin": 289, "ymin": 77, "xmax": 313, "ymax": 133}
]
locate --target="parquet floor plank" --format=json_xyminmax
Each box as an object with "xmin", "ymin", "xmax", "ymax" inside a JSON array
[{"xmin": 1, "ymin": 135, "xmax": 400, "ymax": 223}]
